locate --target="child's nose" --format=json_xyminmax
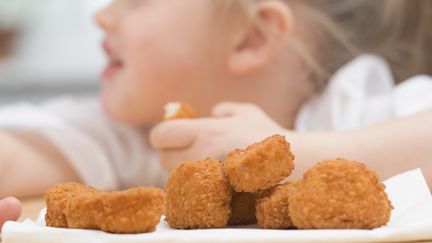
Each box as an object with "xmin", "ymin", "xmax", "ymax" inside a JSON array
[{"xmin": 94, "ymin": 5, "xmax": 115, "ymax": 32}]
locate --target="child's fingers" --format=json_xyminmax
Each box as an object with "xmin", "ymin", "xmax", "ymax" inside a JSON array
[
  {"xmin": 0, "ymin": 197, "xmax": 21, "ymax": 231},
  {"xmin": 150, "ymin": 119, "xmax": 220, "ymax": 149},
  {"xmin": 212, "ymin": 102, "xmax": 262, "ymax": 117},
  {"xmin": 150, "ymin": 120, "xmax": 197, "ymax": 149}
]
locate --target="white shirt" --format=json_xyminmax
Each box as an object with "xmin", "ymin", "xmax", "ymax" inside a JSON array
[
  {"xmin": 0, "ymin": 99, "xmax": 166, "ymax": 190},
  {"xmin": 295, "ymin": 55, "xmax": 432, "ymax": 131},
  {"xmin": 0, "ymin": 55, "xmax": 431, "ymax": 189}
]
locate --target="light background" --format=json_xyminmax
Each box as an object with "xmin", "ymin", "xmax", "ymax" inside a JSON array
[{"xmin": 0, "ymin": 0, "xmax": 110, "ymax": 104}]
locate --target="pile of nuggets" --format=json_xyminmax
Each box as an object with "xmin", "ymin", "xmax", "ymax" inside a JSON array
[
  {"xmin": 45, "ymin": 102, "xmax": 392, "ymax": 234},
  {"xmin": 165, "ymin": 134, "xmax": 393, "ymax": 230}
]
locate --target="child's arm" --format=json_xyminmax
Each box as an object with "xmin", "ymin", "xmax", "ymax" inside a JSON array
[
  {"xmin": 290, "ymin": 109, "xmax": 432, "ymax": 183},
  {"xmin": 0, "ymin": 131, "xmax": 80, "ymax": 198},
  {"xmin": 150, "ymin": 103, "xmax": 432, "ymax": 187}
]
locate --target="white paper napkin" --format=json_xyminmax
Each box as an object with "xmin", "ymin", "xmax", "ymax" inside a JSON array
[{"xmin": 3, "ymin": 169, "xmax": 432, "ymax": 243}]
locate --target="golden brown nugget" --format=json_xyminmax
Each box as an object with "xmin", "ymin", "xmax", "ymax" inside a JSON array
[
  {"xmin": 223, "ymin": 135, "xmax": 295, "ymax": 193},
  {"xmin": 289, "ymin": 158, "xmax": 393, "ymax": 229},
  {"xmin": 164, "ymin": 101, "xmax": 196, "ymax": 120},
  {"xmin": 45, "ymin": 182, "xmax": 98, "ymax": 227},
  {"xmin": 229, "ymin": 192, "xmax": 257, "ymax": 225},
  {"xmin": 65, "ymin": 187, "xmax": 165, "ymax": 233},
  {"xmin": 256, "ymin": 182, "xmax": 295, "ymax": 229},
  {"xmin": 165, "ymin": 158, "xmax": 232, "ymax": 229}
]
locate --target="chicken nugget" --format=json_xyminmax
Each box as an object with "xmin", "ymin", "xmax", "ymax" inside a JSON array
[
  {"xmin": 45, "ymin": 182, "xmax": 98, "ymax": 227},
  {"xmin": 165, "ymin": 158, "xmax": 232, "ymax": 229},
  {"xmin": 223, "ymin": 135, "xmax": 295, "ymax": 192},
  {"xmin": 229, "ymin": 192, "xmax": 257, "ymax": 225},
  {"xmin": 164, "ymin": 101, "xmax": 196, "ymax": 120},
  {"xmin": 289, "ymin": 158, "xmax": 393, "ymax": 229},
  {"xmin": 65, "ymin": 187, "xmax": 165, "ymax": 233},
  {"xmin": 256, "ymin": 182, "xmax": 296, "ymax": 229}
]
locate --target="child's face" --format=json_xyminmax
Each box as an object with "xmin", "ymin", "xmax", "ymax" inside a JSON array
[{"xmin": 96, "ymin": 0, "xmax": 231, "ymax": 125}]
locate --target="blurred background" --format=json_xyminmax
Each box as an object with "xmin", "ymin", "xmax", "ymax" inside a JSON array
[{"xmin": 0, "ymin": 0, "xmax": 110, "ymax": 105}]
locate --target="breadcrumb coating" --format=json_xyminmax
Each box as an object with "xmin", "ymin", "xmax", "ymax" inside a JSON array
[
  {"xmin": 45, "ymin": 182, "xmax": 98, "ymax": 228},
  {"xmin": 256, "ymin": 182, "xmax": 296, "ymax": 229},
  {"xmin": 223, "ymin": 135, "xmax": 295, "ymax": 193},
  {"xmin": 65, "ymin": 187, "xmax": 165, "ymax": 233},
  {"xmin": 45, "ymin": 183, "xmax": 165, "ymax": 233},
  {"xmin": 165, "ymin": 158, "xmax": 232, "ymax": 229},
  {"xmin": 289, "ymin": 158, "xmax": 393, "ymax": 229},
  {"xmin": 164, "ymin": 101, "xmax": 196, "ymax": 120}
]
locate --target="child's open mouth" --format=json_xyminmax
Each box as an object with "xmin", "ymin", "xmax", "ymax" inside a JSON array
[
  {"xmin": 102, "ymin": 40, "xmax": 124, "ymax": 81},
  {"xmin": 103, "ymin": 57, "xmax": 123, "ymax": 81}
]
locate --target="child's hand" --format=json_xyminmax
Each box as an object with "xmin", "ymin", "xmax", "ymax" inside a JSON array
[{"xmin": 150, "ymin": 102, "xmax": 287, "ymax": 171}]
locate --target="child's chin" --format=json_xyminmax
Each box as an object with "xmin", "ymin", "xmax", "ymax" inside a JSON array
[
  {"xmin": 100, "ymin": 96, "xmax": 125, "ymax": 122},
  {"xmin": 100, "ymin": 93, "xmax": 125, "ymax": 120},
  {"xmin": 100, "ymin": 95, "xmax": 162, "ymax": 126},
  {"xmin": 101, "ymin": 104, "xmax": 156, "ymax": 126},
  {"xmin": 103, "ymin": 106, "xmax": 132, "ymax": 124}
]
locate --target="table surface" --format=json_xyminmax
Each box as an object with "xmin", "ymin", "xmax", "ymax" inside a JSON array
[{"xmin": 15, "ymin": 198, "xmax": 432, "ymax": 243}]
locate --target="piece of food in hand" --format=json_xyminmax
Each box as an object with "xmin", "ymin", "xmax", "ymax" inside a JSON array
[
  {"xmin": 229, "ymin": 192, "xmax": 257, "ymax": 225},
  {"xmin": 289, "ymin": 158, "xmax": 393, "ymax": 229},
  {"xmin": 45, "ymin": 183, "xmax": 165, "ymax": 233},
  {"xmin": 256, "ymin": 182, "xmax": 296, "ymax": 229},
  {"xmin": 223, "ymin": 134, "xmax": 295, "ymax": 193},
  {"xmin": 164, "ymin": 101, "xmax": 196, "ymax": 120},
  {"xmin": 45, "ymin": 182, "xmax": 98, "ymax": 228},
  {"xmin": 65, "ymin": 187, "xmax": 165, "ymax": 233},
  {"xmin": 165, "ymin": 158, "xmax": 232, "ymax": 229}
]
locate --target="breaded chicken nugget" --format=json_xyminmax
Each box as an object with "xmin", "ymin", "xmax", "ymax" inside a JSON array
[
  {"xmin": 164, "ymin": 101, "xmax": 196, "ymax": 120},
  {"xmin": 45, "ymin": 182, "xmax": 98, "ymax": 227},
  {"xmin": 165, "ymin": 158, "xmax": 232, "ymax": 229},
  {"xmin": 223, "ymin": 135, "xmax": 295, "ymax": 192},
  {"xmin": 229, "ymin": 192, "xmax": 257, "ymax": 225},
  {"xmin": 289, "ymin": 158, "xmax": 393, "ymax": 229},
  {"xmin": 256, "ymin": 182, "xmax": 296, "ymax": 229},
  {"xmin": 65, "ymin": 187, "xmax": 165, "ymax": 233}
]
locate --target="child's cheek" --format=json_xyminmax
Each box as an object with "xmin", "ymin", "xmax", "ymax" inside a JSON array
[{"xmin": 126, "ymin": 33, "xmax": 197, "ymax": 93}]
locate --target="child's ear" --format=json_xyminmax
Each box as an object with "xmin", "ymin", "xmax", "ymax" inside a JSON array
[{"xmin": 228, "ymin": 1, "xmax": 294, "ymax": 74}]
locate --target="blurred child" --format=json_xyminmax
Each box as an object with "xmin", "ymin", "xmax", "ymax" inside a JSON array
[{"xmin": 0, "ymin": 0, "xmax": 431, "ymax": 226}]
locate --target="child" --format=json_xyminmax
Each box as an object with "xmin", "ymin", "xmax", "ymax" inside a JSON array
[{"xmin": 0, "ymin": 0, "xmax": 431, "ymax": 227}]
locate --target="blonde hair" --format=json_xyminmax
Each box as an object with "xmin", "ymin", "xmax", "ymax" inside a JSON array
[{"xmin": 222, "ymin": 0, "xmax": 432, "ymax": 91}]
